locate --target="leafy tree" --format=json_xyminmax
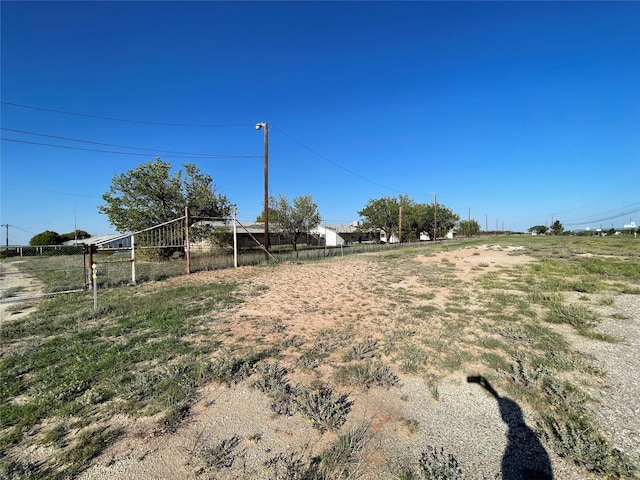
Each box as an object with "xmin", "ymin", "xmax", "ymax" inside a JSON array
[
  {"xmin": 358, "ymin": 195, "xmax": 412, "ymax": 243},
  {"xmin": 60, "ymin": 230, "xmax": 91, "ymax": 242},
  {"xmin": 404, "ymin": 202, "xmax": 429, "ymax": 241},
  {"xmin": 99, "ymin": 158, "xmax": 231, "ymax": 232},
  {"xmin": 360, "ymin": 196, "xmax": 459, "ymax": 242},
  {"xmin": 404, "ymin": 202, "xmax": 459, "ymax": 241},
  {"xmin": 427, "ymin": 204, "xmax": 459, "ymax": 240},
  {"xmin": 262, "ymin": 194, "xmax": 321, "ymax": 251},
  {"xmin": 550, "ymin": 220, "xmax": 564, "ymax": 235},
  {"xmin": 528, "ymin": 225, "xmax": 548, "ymax": 235},
  {"xmin": 30, "ymin": 230, "xmax": 62, "ymax": 245},
  {"xmin": 458, "ymin": 220, "xmax": 481, "ymax": 237}
]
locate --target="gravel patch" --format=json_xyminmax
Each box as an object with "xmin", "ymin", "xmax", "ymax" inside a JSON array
[{"xmin": 562, "ymin": 293, "xmax": 640, "ymax": 461}]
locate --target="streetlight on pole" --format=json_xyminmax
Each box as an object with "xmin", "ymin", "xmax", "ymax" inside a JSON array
[{"xmin": 255, "ymin": 122, "xmax": 269, "ymax": 258}]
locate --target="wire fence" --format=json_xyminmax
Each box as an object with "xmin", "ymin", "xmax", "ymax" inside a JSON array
[
  {"xmin": 0, "ymin": 213, "xmax": 445, "ymax": 307},
  {"xmin": 0, "ymin": 246, "xmax": 87, "ymax": 303}
]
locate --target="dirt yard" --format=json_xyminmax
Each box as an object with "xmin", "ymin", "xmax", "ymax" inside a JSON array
[{"xmin": 58, "ymin": 244, "xmax": 637, "ymax": 479}]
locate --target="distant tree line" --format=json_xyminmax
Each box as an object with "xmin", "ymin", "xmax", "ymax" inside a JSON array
[
  {"xmin": 29, "ymin": 230, "xmax": 91, "ymax": 246},
  {"xmin": 528, "ymin": 221, "xmax": 564, "ymax": 235},
  {"xmin": 92, "ymin": 159, "xmax": 488, "ymax": 254},
  {"xmin": 358, "ymin": 195, "xmax": 461, "ymax": 242}
]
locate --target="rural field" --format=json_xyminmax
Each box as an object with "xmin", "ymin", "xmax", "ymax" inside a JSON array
[{"xmin": 1, "ymin": 236, "xmax": 639, "ymax": 479}]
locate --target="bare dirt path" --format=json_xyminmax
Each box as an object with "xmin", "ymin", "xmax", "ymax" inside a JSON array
[
  {"xmin": 0, "ymin": 261, "xmax": 44, "ymax": 324},
  {"xmin": 71, "ymin": 245, "xmax": 637, "ymax": 480}
]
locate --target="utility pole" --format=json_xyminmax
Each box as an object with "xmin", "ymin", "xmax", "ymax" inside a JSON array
[
  {"xmin": 430, "ymin": 193, "xmax": 437, "ymax": 241},
  {"xmin": 495, "ymin": 219, "xmax": 498, "ymax": 236},
  {"xmin": 485, "ymin": 214, "xmax": 488, "ymax": 235},
  {"xmin": 398, "ymin": 206, "xmax": 403, "ymax": 243},
  {"xmin": 467, "ymin": 207, "xmax": 471, "ymax": 238},
  {"xmin": 255, "ymin": 122, "xmax": 269, "ymax": 259}
]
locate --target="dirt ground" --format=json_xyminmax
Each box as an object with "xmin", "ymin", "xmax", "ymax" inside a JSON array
[
  {"xmin": 0, "ymin": 261, "xmax": 44, "ymax": 324},
  {"xmin": 11, "ymin": 245, "xmax": 638, "ymax": 479}
]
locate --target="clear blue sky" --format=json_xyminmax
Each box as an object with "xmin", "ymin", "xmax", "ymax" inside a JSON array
[{"xmin": 1, "ymin": 1, "xmax": 639, "ymax": 244}]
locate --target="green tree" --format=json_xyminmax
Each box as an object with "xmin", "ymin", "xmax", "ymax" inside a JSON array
[
  {"xmin": 60, "ymin": 230, "xmax": 91, "ymax": 242},
  {"xmin": 528, "ymin": 225, "xmax": 548, "ymax": 235},
  {"xmin": 29, "ymin": 230, "xmax": 62, "ymax": 246},
  {"xmin": 359, "ymin": 196, "xmax": 459, "ymax": 243},
  {"xmin": 358, "ymin": 195, "xmax": 412, "ymax": 243},
  {"xmin": 99, "ymin": 158, "xmax": 231, "ymax": 232},
  {"xmin": 458, "ymin": 219, "xmax": 481, "ymax": 237},
  {"xmin": 404, "ymin": 202, "xmax": 429, "ymax": 241},
  {"xmin": 550, "ymin": 220, "xmax": 564, "ymax": 235},
  {"xmin": 262, "ymin": 194, "xmax": 321, "ymax": 251},
  {"xmin": 404, "ymin": 201, "xmax": 459, "ymax": 241}
]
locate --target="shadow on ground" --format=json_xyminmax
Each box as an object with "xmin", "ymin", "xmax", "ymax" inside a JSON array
[{"xmin": 468, "ymin": 375, "xmax": 554, "ymax": 480}]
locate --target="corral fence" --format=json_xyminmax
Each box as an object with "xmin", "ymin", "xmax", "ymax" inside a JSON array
[{"xmin": 89, "ymin": 212, "xmax": 428, "ymax": 289}]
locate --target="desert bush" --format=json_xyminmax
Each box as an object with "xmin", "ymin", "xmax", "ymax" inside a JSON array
[
  {"xmin": 199, "ymin": 435, "xmax": 243, "ymax": 471},
  {"xmin": 295, "ymin": 384, "xmax": 353, "ymax": 432},
  {"xmin": 418, "ymin": 446, "xmax": 464, "ymax": 479},
  {"xmin": 334, "ymin": 361, "xmax": 399, "ymax": 389},
  {"xmin": 345, "ymin": 336, "xmax": 377, "ymax": 360}
]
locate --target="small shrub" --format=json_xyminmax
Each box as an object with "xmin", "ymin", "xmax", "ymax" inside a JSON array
[
  {"xmin": 295, "ymin": 384, "xmax": 353, "ymax": 431},
  {"xmin": 538, "ymin": 415, "xmax": 638, "ymax": 478},
  {"xmin": 252, "ymin": 362, "xmax": 298, "ymax": 416},
  {"xmin": 199, "ymin": 435, "xmax": 243, "ymax": 471},
  {"xmin": 319, "ymin": 424, "xmax": 368, "ymax": 477},
  {"xmin": 419, "ymin": 446, "xmax": 464, "ymax": 480},
  {"xmin": 334, "ymin": 361, "xmax": 399, "ymax": 389},
  {"xmin": 401, "ymin": 418, "xmax": 420, "ymax": 434},
  {"xmin": 0, "ymin": 459, "xmax": 44, "ymax": 479},
  {"xmin": 264, "ymin": 452, "xmax": 310, "ymax": 480},
  {"xmin": 210, "ymin": 351, "xmax": 268, "ymax": 385},
  {"xmin": 297, "ymin": 348, "xmax": 320, "ymax": 369},
  {"xmin": 345, "ymin": 336, "xmax": 377, "ymax": 360}
]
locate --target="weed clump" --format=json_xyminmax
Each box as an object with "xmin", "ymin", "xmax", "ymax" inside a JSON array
[
  {"xmin": 345, "ymin": 336, "xmax": 377, "ymax": 360},
  {"xmin": 538, "ymin": 416, "xmax": 638, "ymax": 478},
  {"xmin": 419, "ymin": 446, "xmax": 464, "ymax": 479},
  {"xmin": 334, "ymin": 361, "xmax": 400, "ymax": 389},
  {"xmin": 252, "ymin": 362, "xmax": 354, "ymax": 430},
  {"xmin": 264, "ymin": 424, "xmax": 368, "ymax": 479},
  {"xmin": 295, "ymin": 385, "xmax": 353, "ymax": 432},
  {"xmin": 199, "ymin": 435, "xmax": 243, "ymax": 472},
  {"xmin": 390, "ymin": 446, "xmax": 464, "ymax": 480},
  {"xmin": 500, "ymin": 354, "xmax": 639, "ymax": 478}
]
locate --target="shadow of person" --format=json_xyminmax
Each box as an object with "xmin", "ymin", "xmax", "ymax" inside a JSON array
[{"xmin": 468, "ymin": 376, "xmax": 554, "ymax": 480}]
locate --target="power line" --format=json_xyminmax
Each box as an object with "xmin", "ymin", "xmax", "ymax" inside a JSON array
[
  {"xmin": 272, "ymin": 126, "xmax": 406, "ymax": 195},
  {"xmin": 1, "ymin": 127, "xmax": 260, "ymax": 159},
  {"xmin": 1, "ymin": 101, "xmax": 252, "ymax": 127},
  {"xmin": 562, "ymin": 202, "xmax": 639, "ymax": 223},
  {"xmin": 1, "ymin": 137, "xmax": 261, "ymax": 159},
  {"xmin": 564, "ymin": 206, "xmax": 640, "ymax": 226}
]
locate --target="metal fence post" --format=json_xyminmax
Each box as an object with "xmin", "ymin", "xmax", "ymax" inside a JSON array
[
  {"xmin": 92, "ymin": 262, "xmax": 97, "ymax": 312},
  {"xmin": 131, "ymin": 234, "xmax": 136, "ymax": 285},
  {"xmin": 87, "ymin": 244, "xmax": 95, "ymax": 289},
  {"xmin": 185, "ymin": 206, "xmax": 191, "ymax": 275},
  {"xmin": 233, "ymin": 210, "xmax": 238, "ymax": 268}
]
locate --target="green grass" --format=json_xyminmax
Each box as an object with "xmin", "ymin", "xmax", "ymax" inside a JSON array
[{"xmin": 0, "ymin": 279, "xmax": 240, "ymax": 476}]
